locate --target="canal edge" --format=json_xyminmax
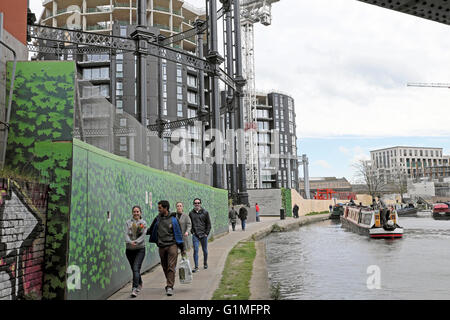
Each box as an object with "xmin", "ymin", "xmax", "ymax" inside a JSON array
[{"xmin": 248, "ymin": 214, "xmax": 330, "ymax": 299}]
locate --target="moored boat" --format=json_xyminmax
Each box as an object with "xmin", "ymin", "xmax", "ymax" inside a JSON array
[
  {"xmin": 432, "ymin": 203, "xmax": 450, "ymax": 220},
  {"xmin": 340, "ymin": 204, "xmax": 403, "ymax": 239},
  {"xmin": 396, "ymin": 206, "xmax": 418, "ymax": 217},
  {"xmin": 330, "ymin": 204, "xmax": 344, "ymax": 219}
]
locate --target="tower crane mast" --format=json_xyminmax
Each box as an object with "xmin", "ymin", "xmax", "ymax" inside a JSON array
[{"xmin": 240, "ymin": 0, "xmax": 279, "ymax": 189}]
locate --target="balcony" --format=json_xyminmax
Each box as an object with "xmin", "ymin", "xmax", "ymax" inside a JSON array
[{"xmin": 154, "ymin": 6, "xmax": 170, "ymax": 13}]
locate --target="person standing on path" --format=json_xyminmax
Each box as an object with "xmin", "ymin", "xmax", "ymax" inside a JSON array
[
  {"xmin": 176, "ymin": 201, "xmax": 191, "ymax": 258},
  {"xmin": 228, "ymin": 206, "xmax": 237, "ymax": 231},
  {"xmin": 124, "ymin": 205, "xmax": 147, "ymax": 298},
  {"xmin": 148, "ymin": 200, "xmax": 184, "ymax": 296},
  {"xmin": 329, "ymin": 204, "xmax": 333, "ymax": 213},
  {"xmin": 293, "ymin": 204, "xmax": 299, "ymax": 218},
  {"xmin": 189, "ymin": 198, "xmax": 211, "ymax": 273},
  {"xmin": 238, "ymin": 205, "xmax": 248, "ymax": 231},
  {"xmin": 255, "ymin": 203, "xmax": 260, "ymax": 222}
]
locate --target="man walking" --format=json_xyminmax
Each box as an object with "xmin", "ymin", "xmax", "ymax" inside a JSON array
[
  {"xmin": 176, "ymin": 201, "xmax": 191, "ymax": 258},
  {"xmin": 148, "ymin": 200, "xmax": 184, "ymax": 296},
  {"xmin": 189, "ymin": 198, "xmax": 211, "ymax": 273},
  {"xmin": 228, "ymin": 206, "xmax": 237, "ymax": 231},
  {"xmin": 238, "ymin": 205, "xmax": 248, "ymax": 231},
  {"xmin": 293, "ymin": 203, "xmax": 299, "ymax": 218},
  {"xmin": 255, "ymin": 203, "xmax": 260, "ymax": 222}
]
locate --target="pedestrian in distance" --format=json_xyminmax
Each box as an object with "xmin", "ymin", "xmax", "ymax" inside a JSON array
[
  {"xmin": 189, "ymin": 198, "xmax": 211, "ymax": 273},
  {"xmin": 238, "ymin": 205, "xmax": 248, "ymax": 231},
  {"xmin": 148, "ymin": 200, "xmax": 184, "ymax": 297},
  {"xmin": 229, "ymin": 206, "xmax": 237, "ymax": 231},
  {"xmin": 293, "ymin": 203, "xmax": 299, "ymax": 218},
  {"xmin": 175, "ymin": 201, "xmax": 191, "ymax": 258},
  {"xmin": 329, "ymin": 204, "xmax": 333, "ymax": 213},
  {"xmin": 255, "ymin": 203, "xmax": 260, "ymax": 222},
  {"xmin": 125, "ymin": 205, "xmax": 147, "ymax": 298}
]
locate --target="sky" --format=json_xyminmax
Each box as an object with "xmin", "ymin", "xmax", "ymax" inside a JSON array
[{"xmin": 28, "ymin": 0, "xmax": 450, "ymax": 182}]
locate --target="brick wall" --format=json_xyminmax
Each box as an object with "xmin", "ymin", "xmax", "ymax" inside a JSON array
[{"xmin": 0, "ymin": 179, "xmax": 48, "ymax": 300}]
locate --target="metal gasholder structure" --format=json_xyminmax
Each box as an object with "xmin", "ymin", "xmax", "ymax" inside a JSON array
[{"xmin": 28, "ymin": 0, "xmax": 250, "ymax": 205}]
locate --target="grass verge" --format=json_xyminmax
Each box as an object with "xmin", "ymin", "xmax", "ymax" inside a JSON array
[{"xmin": 212, "ymin": 241, "xmax": 256, "ymax": 300}]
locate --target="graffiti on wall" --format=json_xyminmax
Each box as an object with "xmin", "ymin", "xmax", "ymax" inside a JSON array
[{"xmin": 0, "ymin": 179, "xmax": 48, "ymax": 299}]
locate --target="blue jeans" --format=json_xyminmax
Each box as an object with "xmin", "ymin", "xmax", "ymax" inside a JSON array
[
  {"xmin": 192, "ymin": 234, "xmax": 208, "ymax": 268},
  {"xmin": 126, "ymin": 248, "xmax": 145, "ymax": 289},
  {"xmin": 241, "ymin": 219, "xmax": 246, "ymax": 230}
]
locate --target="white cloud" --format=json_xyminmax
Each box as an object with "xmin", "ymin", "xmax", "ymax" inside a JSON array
[
  {"xmin": 254, "ymin": 0, "xmax": 450, "ymax": 138},
  {"xmin": 338, "ymin": 146, "xmax": 350, "ymax": 155},
  {"xmin": 314, "ymin": 159, "xmax": 331, "ymax": 169}
]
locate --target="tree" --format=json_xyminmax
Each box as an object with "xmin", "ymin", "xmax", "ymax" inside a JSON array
[
  {"xmin": 391, "ymin": 170, "xmax": 408, "ymax": 203},
  {"xmin": 353, "ymin": 160, "xmax": 386, "ymax": 201}
]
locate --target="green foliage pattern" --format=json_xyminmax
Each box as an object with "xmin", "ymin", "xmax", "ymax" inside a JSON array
[
  {"xmin": 5, "ymin": 61, "xmax": 76, "ymax": 299},
  {"xmin": 281, "ymin": 188, "xmax": 292, "ymax": 217},
  {"xmin": 68, "ymin": 139, "xmax": 228, "ymax": 299}
]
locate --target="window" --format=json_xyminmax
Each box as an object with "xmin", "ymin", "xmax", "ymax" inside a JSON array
[
  {"xmin": 187, "ymin": 74, "xmax": 197, "ymax": 87},
  {"xmin": 187, "ymin": 107, "xmax": 196, "ymax": 118},
  {"xmin": 116, "ymin": 99, "xmax": 123, "ymax": 109},
  {"xmin": 177, "ymin": 103, "xmax": 183, "ymax": 117},
  {"xmin": 258, "ymin": 121, "xmax": 269, "ymax": 131},
  {"xmin": 162, "ymin": 63, "xmax": 167, "ymax": 81},
  {"xmin": 187, "ymin": 91, "xmax": 197, "ymax": 104},
  {"xmin": 120, "ymin": 118, "xmax": 127, "ymax": 127},
  {"xmin": 163, "ymin": 83, "xmax": 167, "ymax": 98},
  {"xmin": 162, "ymin": 99, "xmax": 167, "ymax": 116},
  {"xmin": 177, "ymin": 86, "xmax": 183, "ymax": 100},
  {"xmin": 120, "ymin": 26, "xmax": 127, "ymax": 37},
  {"xmin": 177, "ymin": 65, "xmax": 183, "ymax": 83},
  {"xmin": 116, "ymin": 82, "xmax": 123, "ymax": 96},
  {"xmin": 116, "ymin": 63, "xmax": 123, "ymax": 78}
]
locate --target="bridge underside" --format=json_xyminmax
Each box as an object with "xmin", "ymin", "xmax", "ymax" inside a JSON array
[{"xmin": 358, "ymin": 0, "xmax": 450, "ymax": 26}]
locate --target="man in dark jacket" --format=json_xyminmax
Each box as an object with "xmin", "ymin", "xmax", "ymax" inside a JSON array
[
  {"xmin": 189, "ymin": 198, "xmax": 211, "ymax": 273},
  {"xmin": 238, "ymin": 205, "xmax": 248, "ymax": 231},
  {"xmin": 148, "ymin": 200, "xmax": 184, "ymax": 296},
  {"xmin": 228, "ymin": 206, "xmax": 237, "ymax": 231},
  {"xmin": 293, "ymin": 204, "xmax": 299, "ymax": 218}
]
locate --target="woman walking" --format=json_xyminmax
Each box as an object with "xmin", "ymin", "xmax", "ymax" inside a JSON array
[{"xmin": 125, "ymin": 205, "xmax": 147, "ymax": 297}]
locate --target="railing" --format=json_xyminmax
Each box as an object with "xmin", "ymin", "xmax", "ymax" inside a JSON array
[
  {"xmin": 86, "ymin": 7, "xmax": 112, "ymax": 13},
  {"xmin": 154, "ymin": 23, "xmax": 170, "ymax": 31},
  {"xmin": 154, "ymin": 6, "xmax": 170, "ymax": 13}
]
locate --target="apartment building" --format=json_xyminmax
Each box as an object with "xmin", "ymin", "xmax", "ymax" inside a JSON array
[
  {"xmin": 370, "ymin": 146, "xmax": 450, "ymax": 181},
  {"xmin": 37, "ymin": 0, "xmax": 214, "ymax": 185},
  {"xmin": 254, "ymin": 91, "xmax": 299, "ymax": 190}
]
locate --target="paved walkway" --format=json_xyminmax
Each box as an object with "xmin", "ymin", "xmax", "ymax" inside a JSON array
[{"xmin": 108, "ymin": 214, "xmax": 329, "ymax": 300}]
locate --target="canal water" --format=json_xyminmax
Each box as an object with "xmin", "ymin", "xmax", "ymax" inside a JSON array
[{"xmin": 265, "ymin": 214, "xmax": 450, "ymax": 299}]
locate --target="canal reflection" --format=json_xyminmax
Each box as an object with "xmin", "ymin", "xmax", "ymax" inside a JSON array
[{"xmin": 265, "ymin": 215, "xmax": 450, "ymax": 299}]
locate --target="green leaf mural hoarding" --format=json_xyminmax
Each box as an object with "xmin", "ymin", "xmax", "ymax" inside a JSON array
[
  {"xmin": 4, "ymin": 60, "xmax": 229, "ymax": 300},
  {"xmin": 68, "ymin": 139, "xmax": 228, "ymax": 300},
  {"xmin": 5, "ymin": 61, "xmax": 75, "ymax": 299}
]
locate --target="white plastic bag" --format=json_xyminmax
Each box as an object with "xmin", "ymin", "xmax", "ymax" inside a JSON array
[{"xmin": 178, "ymin": 257, "xmax": 193, "ymax": 284}]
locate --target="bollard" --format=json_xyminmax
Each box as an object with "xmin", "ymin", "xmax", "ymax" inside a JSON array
[{"xmin": 280, "ymin": 208, "xmax": 285, "ymax": 220}]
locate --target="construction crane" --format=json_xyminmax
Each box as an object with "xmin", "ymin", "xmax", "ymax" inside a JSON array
[
  {"xmin": 407, "ymin": 83, "xmax": 450, "ymax": 88},
  {"xmin": 240, "ymin": 0, "xmax": 280, "ymax": 189}
]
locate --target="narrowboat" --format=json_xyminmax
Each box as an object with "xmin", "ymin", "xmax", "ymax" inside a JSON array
[
  {"xmin": 432, "ymin": 203, "xmax": 450, "ymax": 220},
  {"xmin": 340, "ymin": 205, "xmax": 403, "ymax": 239},
  {"xmin": 330, "ymin": 204, "xmax": 344, "ymax": 219},
  {"xmin": 396, "ymin": 204, "xmax": 418, "ymax": 217}
]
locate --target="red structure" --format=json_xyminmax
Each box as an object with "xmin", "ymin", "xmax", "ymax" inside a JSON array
[
  {"xmin": 313, "ymin": 189, "xmax": 356, "ymax": 200},
  {"xmin": 313, "ymin": 189, "xmax": 336, "ymax": 200}
]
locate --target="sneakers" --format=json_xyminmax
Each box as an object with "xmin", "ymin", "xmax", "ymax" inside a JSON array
[
  {"xmin": 166, "ymin": 287, "xmax": 173, "ymax": 296},
  {"xmin": 131, "ymin": 288, "xmax": 138, "ymax": 298},
  {"xmin": 136, "ymin": 284, "xmax": 142, "ymax": 293},
  {"xmin": 204, "ymin": 264, "xmax": 208, "ymax": 270},
  {"xmin": 192, "ymin": 267, "xmax": 199, "ymax": 273}
]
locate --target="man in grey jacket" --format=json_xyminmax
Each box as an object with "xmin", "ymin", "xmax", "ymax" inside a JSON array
[{"xmin": 176, "ymin": 201, "xmax": 191, "ymax": 257}]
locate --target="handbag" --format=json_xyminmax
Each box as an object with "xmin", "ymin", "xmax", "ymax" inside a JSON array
[{"xmin": 178, "ymin": 256, "xmax": 193, "ymax": 284}]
